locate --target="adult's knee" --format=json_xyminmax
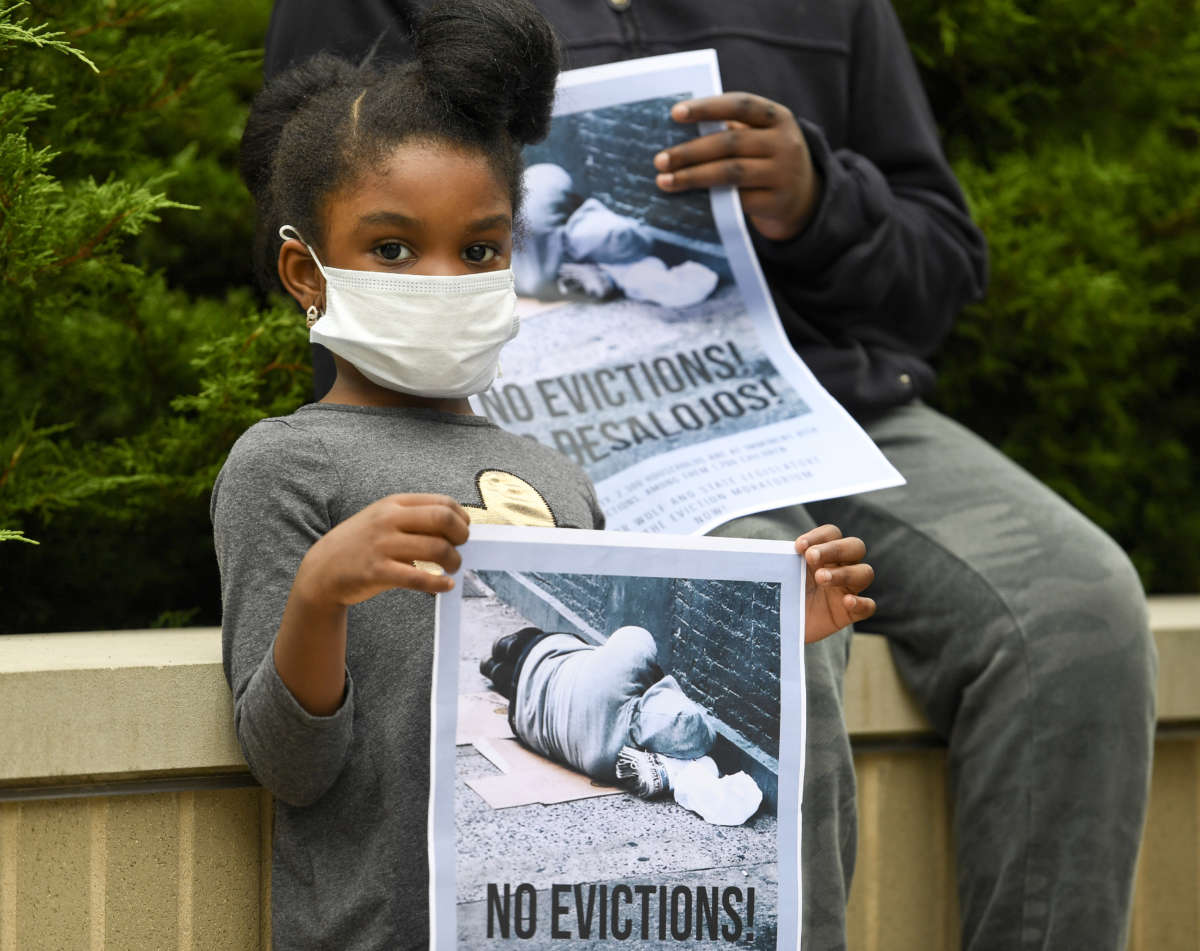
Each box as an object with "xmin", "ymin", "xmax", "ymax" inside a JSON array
[
  {"xmin": 1054, "ymin": 534, "xmax": 1154, "ymax": 706},
  {"xmin": 1027, "ymin": 532, "xmax": 1156, "ymax": 760}
]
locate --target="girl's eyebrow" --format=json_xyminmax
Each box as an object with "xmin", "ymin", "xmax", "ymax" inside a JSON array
[
  {"xmin": 354, "ymin": 212, "xmax": 510, "ymax": 232},
  {"xmin": 357, "ymin": 211, "xmax": 420, "ymax": 229},
  {"xmin": 467, "ymin": 213, "xmax": 512, "ymax": 232}
]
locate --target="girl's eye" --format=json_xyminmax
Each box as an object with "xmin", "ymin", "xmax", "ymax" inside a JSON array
[
  {"xmin": 376, "ymin": 242, "xmax": 412, "ymax": 261},
  {"xmin": 463, "ymin": 244, "xmax": 498, "ymax": 264}
]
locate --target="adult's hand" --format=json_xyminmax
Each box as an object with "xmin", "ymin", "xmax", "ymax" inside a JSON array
[{"xmin": 653, "ymin": 93, "xmax": 820, "ymax": 242}]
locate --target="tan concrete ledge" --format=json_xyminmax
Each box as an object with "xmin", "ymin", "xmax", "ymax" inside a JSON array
[
  {"xmin": 0, "ymin": 628, "xmax": 243, "ymax": 787},
  {"xmin": 1143, "ymin": 596, "xmax": 1200, "ymax": 725},
  {"xmin": 845, "ymin": 596, "xmax": 1200, "ymax": 737},
  {"xmin": 2, "ymin": 597, "xmax": 1197, "ymax": 788}
]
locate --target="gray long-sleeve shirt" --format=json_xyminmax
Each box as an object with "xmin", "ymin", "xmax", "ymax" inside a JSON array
[{"xmin": 211, "ymin": 403, "xmax": 603, "ymax": 949}]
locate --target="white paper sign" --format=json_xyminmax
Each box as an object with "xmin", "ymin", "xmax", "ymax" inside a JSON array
[
  {"xmin": 430, "ymin": 525, "xmax": 806, "ymax": 949},
  {"xmin": 473, "ymin": 50, "xmax": 903, "ymax": 534}
]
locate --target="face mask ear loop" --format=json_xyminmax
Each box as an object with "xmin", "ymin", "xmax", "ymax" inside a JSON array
[{"xmin": 278, "ymin": 224, "xmax": 331, "ymax": 281}]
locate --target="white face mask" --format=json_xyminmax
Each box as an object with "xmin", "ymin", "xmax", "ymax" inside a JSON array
[{"xmin": 279, "ymin": 225, "xmax": 519, "ymax": 399}]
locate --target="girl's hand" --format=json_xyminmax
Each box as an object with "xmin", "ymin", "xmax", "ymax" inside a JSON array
[
  {"xmin": 296, "ymin": 494, "xmax": 471, "ymax": 606},
  {"xmin": 795, "ymin": 524, "xmax": 876, "ymax": 643}
]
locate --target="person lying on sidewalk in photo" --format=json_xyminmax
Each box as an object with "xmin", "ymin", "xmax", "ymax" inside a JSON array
[
  {"xmin": 513, "ymin": 162, "xmax": 720, "ymax": 309},
  {"xmin": 481, "ymin": 622, "xmax": 764, "ymax": 825},
  {"xmin": 481, "ymin": 525, "xmax": 873, "ymax": 826}
]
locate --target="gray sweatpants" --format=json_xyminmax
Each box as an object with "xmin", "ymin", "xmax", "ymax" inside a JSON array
[{"xmin": 710, "ymin": 401, "xmax": 1156, "ymax": 951}]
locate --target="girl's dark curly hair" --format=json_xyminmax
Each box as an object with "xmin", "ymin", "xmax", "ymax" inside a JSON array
[{"xmin": 239, "ymin": 0, "xmax": 560, "ymax": 292}]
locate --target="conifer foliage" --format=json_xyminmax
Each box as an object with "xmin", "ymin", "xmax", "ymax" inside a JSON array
[
  {"xmin": 900, "ymin": 0, "xmax": 1200, "ymax": 592},
  {"xmin": 0, "ymin": 2, "xmax": 307, "ymax": 632}
]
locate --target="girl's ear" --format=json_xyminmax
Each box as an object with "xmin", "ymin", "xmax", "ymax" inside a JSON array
[{"xmin": 278, "ymin": 239, "xmax": 325, "ymax": 311}]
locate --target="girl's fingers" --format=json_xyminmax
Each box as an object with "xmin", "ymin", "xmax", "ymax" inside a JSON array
[
  {"xmin": 387, "ymin": 499, "xmax": 471, "ymax": 545},
  {"xmin": 805, "ymin": 534, "xmax": 866, "ymax": 567},
  {"xmin": 387, "ymin": 492, "xmax": 467, "ymax": 513},
  {"xmin": 814, "ymin": 563, "xmax": 875, "ymax": 593},
  {"xmin": 794, "ymin": 523, "xmax": 843, "ymax": 554},
  {"xmin": 387, "ymin": 494, "xmax": 471, "ymax": 525},
  {"xmin": 842, "ymin": 595, "xmax": 876, "ymax": 625},
  {"xmin": 384, "ymin": 561, "xmax": 458, "ymax": 595},
  {"xmin": 383, "ymin": 532, "xmax": 464, "ymax": 576}
]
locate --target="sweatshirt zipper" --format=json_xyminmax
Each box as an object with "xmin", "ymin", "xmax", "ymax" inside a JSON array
[{"xmin": 607, "ymin": 0, "xmax": 645, "ymax": 57}]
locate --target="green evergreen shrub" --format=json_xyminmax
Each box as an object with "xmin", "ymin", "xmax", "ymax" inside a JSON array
[
  {"xmin": 896, "ymin": 0, "xmax": 1200, "ymax": 592},
  {"xmin": 0, "ymin": 1, "xmax": 306, "ymax": 633}
]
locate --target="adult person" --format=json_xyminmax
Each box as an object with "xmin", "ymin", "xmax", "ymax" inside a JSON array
[{"xmin": 260, "ymin": 3, "xmax": 1156, "ymax": 949}]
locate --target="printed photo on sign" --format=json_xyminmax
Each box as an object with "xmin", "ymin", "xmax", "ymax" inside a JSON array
[
  {"xmin": 472, "ymin": 51, "xmax": 903, "ymax": 534},
  {"xmin": 484, "ymin": 94, "xmax": 810, "ymax": 485},
  {"xmin": 430, "ymin": 526, "xmax": 806, "ymax": 949}
]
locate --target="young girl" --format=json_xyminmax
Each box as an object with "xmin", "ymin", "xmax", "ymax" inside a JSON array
[{"xmin": 215, "ymin": 1, "xmax": 876, "ymax": 945}]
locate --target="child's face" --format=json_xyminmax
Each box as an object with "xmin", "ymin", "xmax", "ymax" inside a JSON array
[{"xmin": 319, "ymin": 139, "xmax": 513, "ymax": 277}]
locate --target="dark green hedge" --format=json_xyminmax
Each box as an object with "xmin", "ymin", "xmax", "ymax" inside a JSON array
[
  {"xmin": 0, "ymin": 0, "xmax": 1196, "ymax": 633},
  {"xmin": 0, "ymin": 1, "xmax": 307, "ymax": 632},
  {"xmin": 901, "ymin": 0, "xmax": 1200, "ymax": 592}
]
